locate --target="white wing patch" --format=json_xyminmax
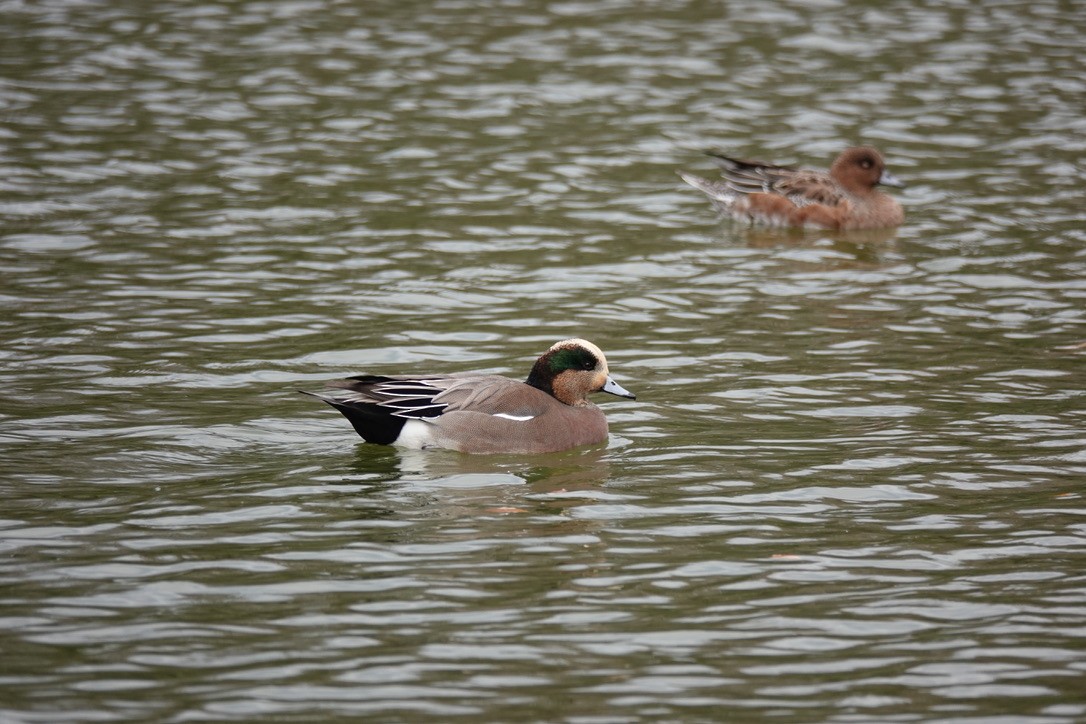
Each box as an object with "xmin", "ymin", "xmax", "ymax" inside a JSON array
[{"xmin": 492, "ymin": 413, "xmax": 535, "ymax": 422}]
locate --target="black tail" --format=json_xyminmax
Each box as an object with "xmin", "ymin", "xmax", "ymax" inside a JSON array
[{"xmin": 301, "ymin": 391, "xmax": 406, "ymax": 445}]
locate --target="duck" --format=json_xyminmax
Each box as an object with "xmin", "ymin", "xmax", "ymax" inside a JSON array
[
  {"xmin": 303, "ymin": 338, "xmax": 635, "ymax": 454},
  {"xmin": 679, "ymin": 146, "xmax": 905, "ymax": 230}
]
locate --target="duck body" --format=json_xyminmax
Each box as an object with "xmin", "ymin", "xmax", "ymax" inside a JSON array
[
  {"xmin": 680, "ymin": 146, "xmax": 905, "ymax": 230},
  {"xmin": 304, "ymin": 339, "xmax": 634, "ymax": 454}
]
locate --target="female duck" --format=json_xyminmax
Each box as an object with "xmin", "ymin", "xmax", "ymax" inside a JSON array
[{"xmin": 680, "ymin": 146, "xmax": 905, "ymax": 230}]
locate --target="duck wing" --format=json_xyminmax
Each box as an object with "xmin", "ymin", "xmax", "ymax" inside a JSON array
[
  {"xmin": 317, "ymin": 373, "xmax": 552, "ymax": 420},
  {"xmin": 705, "ymin": 151, "xmax": 847, "ymax": 207}
]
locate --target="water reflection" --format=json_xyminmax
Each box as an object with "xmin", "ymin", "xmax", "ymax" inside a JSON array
[
  {"xmin": 338, "ymin": 443, "xmax": 617, "ymax": 522},
  {"xmin": 3, "ymin": 0, "xmax": 1086, "ymax": 721},
  {"xmin": 717, "ymin": 225, "xmax": 904, "ymax": 269}
]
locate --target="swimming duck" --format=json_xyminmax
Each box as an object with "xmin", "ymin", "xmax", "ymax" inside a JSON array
[
  {"xmin": 680, "ymin": 146, "xmax": 905, "ymax": 230},
  {"xmin": 304, "ymin": 338, "xmax": 635, "ymax": 454}
]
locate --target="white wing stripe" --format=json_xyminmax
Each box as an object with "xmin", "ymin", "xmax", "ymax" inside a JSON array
[{"xmin": 492, "ymin": 413, "xmax": 535, "ymax": 422}]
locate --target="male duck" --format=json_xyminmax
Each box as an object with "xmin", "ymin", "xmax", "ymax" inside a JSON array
[
  {"xmin": 304, "ymin": 338, "xmax": 635, "ymax": 454},
  {"xmin": 680, "ymin": 146, "xmax": 905, "ymax": 230}
]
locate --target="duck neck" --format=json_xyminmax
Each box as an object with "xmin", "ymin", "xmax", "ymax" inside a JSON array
[{"xmin": 525, "ymin": 363, "xmax": 554, "ymax": 396}]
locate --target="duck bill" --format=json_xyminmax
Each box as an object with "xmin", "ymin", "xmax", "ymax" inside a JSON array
[
  {"xmin": 602, "ymin": 376, "xmax": 636, "ymax": 399},
  {"xmin": 878, "ymin": 169, "xmax": 905, "ymax": 188}
]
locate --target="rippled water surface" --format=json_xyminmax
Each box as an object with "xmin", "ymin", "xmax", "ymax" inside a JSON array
[{"xmin": 2, "ymin": 0, "xmax": 1085, "ymax": 721}]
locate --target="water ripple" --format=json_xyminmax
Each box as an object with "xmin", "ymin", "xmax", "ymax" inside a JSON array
[{"xmin": 2, "ymin": 0, "xmax": 1086, "ymax": 722}]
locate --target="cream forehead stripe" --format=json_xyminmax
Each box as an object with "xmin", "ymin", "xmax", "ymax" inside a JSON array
[{"xmin": 550, "ymin": 338, "xmax": 608, "ymax": 368}]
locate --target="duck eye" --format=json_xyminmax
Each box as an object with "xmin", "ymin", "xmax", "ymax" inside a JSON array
[
  {"xmin": 583, "ymin": 360, "xmax": 595, "ymax": 370},
  {"xmin": 860, "ymin": 159, "xmax": 872, "ymax": 168}
]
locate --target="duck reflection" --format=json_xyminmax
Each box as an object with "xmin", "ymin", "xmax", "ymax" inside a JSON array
[
  {"xmin": 349, "ymin": 441, "xmax": 604, "ymax": 481},
  {"xmin": 341, "ymin": 442, "xmax": 612, "ymax": 510},
  {"xmin": 739, "ymin": 225, "xmax": 899, "ymax": 266}
]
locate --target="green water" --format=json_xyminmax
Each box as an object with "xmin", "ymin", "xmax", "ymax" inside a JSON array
[{"xmin": 2, "ymin": 0, "xmax": 1084, "ymax": 721}]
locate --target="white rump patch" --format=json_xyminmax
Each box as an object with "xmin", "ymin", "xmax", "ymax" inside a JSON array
[
  {"xmin": 492, "ymin": 413, "xmax": 535, "ymax": 422},
  {"xmin": 395, "ymin": 419, "xmax": 437, "ymax": 449}
]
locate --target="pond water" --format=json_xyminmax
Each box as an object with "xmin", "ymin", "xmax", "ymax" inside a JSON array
[{"xmin": 2, "ymin": 0, "xmax": 1084, "ymax": 721}]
